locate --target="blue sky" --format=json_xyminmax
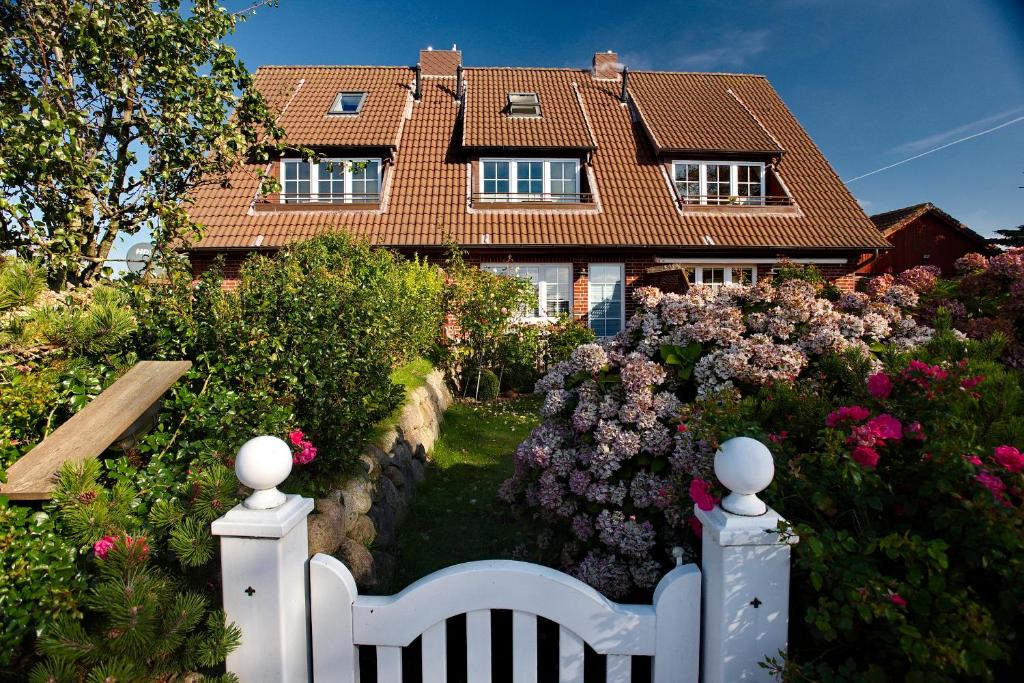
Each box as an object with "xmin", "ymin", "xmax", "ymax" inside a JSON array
[{"xmin": 221, "ymin": 0, "xmax": 1023, "ymax": 236}]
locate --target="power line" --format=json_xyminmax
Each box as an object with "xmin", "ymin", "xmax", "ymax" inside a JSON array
[{"xmin": 845, "ymin": 115, "xmax": 1024, "ymax": 183}]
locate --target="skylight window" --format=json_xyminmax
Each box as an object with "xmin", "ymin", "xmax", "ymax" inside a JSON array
[
  {"xmin": 329, "ymin": 92, "xmax": 367, "ymax": 115},
  {"xmin": 507, "ymin": 92, "xmax": 541, "ymax": 117}
]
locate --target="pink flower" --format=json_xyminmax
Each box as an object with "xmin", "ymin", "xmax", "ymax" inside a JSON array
[
  {"xmin": 867, "ymin": 373, "xmax": 894, "ymax": 399},
  {"xmin": 851, "ymin": 445, "xmax": 880, "ymax": 469},
  {"xmin": 889, "ymin": 593, "xmax": 907, "ymax": 607},
  {"xmin": 993, "ymin": 445, "xmax": 1024, "ymax": 473},
  {"xmin": 866, "ymin": 414, "xmax": 903, "ymax": 441},
  {"xmin": 964, "ymin": 454, "xmax": 983, "ymax": 466},
  {"xmin": 960, "ymin": 375, "xmax": 985, "ymax": 390},
  {"xmin": 93, "ymin": 536, "xmax": 117, "ymax": 560},
  {"xmin": 905, "ymin": 421, "xmax": 925, "ymax": 441},
  {"xmin": 677, "ymin": 423, "xmax": 688, "ymax": 433},
  {"xmin": 825, "ymin": 406, "xmax": 870, "ymax": 428},
  {"xmin": 288, "ymin": 430, "xmax": 305, "ymax": 446},
  {"xmin": 688, "ymin": 478, "xmax": 717, "ymax": 512},
  {"xmin": 768, "ymin": 431, "xmax": 788, "ymax": 444},
  {"xmin": 976, "ymin": 472, "xmax": 1010, "ymax": 506}
]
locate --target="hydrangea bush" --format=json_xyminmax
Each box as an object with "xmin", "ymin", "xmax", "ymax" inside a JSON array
[{"xmin": 501, "ymin": 276, "xmax": 933, "ymax": 597}]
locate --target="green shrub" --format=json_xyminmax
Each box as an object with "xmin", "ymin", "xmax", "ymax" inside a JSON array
[
  {"xmin": 470, "ymin": 367, "xmax": 500, "ymax": 400},
  {"xmin": 0, "ymin": 504, "xmax": 83, "ymax": 673},
  {"xmin": 681, "ymin": 329, "xmax": 1024, "ymax": 681},
  {"xmin": 494, "ymin": 317, "xmax": 597, "ymax": 393},
  {"xmin": 132, "ymin": 235, "xmax": 445, "ymax": 487}
]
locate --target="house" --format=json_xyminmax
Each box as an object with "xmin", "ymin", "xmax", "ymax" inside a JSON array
[
  {"xmin": 857, "ymin": 202, "xmax": 992, "ymax": 276},
  {"xmin": 186, "ymin": 48, "xmax": 891, "ymax": 337}
]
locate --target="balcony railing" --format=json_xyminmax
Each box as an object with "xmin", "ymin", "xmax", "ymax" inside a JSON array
[
  {"xmin": 471, "ymin": 191, "xmax": 594, "ymax": 206},
  {"xmin": 278, "ymin": 192, "xmax": 380, "ymax": 204},
  {"xmin": 675, "ymin": 194, "xmax": 795, "ymax": 208}
]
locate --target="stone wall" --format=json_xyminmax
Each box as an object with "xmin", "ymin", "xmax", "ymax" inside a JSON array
[{"xmin": 305, "ymin": 369, "xmax": 452, "ymax": 590}]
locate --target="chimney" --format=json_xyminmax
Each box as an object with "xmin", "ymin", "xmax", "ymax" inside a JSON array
[
  {"xmin": 592, "ymin": 50, "xmax": 621, "ymax": 80},
  {"xmin": 419, "ymin": 46, "xmax": 462, "ymax": 78}
]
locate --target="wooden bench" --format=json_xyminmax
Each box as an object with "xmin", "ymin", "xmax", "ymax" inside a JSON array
[{"xmin": 1, "ymin": 360, "xmax": 192, "ymax": 500}]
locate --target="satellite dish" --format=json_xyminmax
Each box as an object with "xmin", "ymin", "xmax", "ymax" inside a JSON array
[{"xmin": 126, "ymin": 243, "xmax": 163, "ymax": 276}]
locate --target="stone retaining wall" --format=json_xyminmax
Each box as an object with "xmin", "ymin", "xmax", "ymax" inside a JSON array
[{"xmin": 305, "ymin": 369, "xmax": 452, "ymax": 590}]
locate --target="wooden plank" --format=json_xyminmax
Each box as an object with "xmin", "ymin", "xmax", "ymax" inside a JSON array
[
  {"xmin": 376, "ymin": 646, "xmax": 403, "ymax": 683},
  {"xmin": 606, "ymin": 655, "xmax": 631, "ymax": 683},
  {"xmin": 558, "ymin": 627, "xmax": 585, "ymax": 683},
  {"xmin": 422, "ymin": 621, "xmax": 447, "ymax": 683},
  {"xmin": 512, "ymin": 611, "xmax": 538, "ymax": 683},
  {"xmin": 466, "ymin": 610, "xmax": 492, "ymax": 683},
  {"xmin": 0, "ymin": 360, "xmax": 191, "ymax": 500}
]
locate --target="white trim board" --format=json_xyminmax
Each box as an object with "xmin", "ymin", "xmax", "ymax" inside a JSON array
[{"xmin": 654, "ymin": 257, "xmax": 849, "ymax": 265}]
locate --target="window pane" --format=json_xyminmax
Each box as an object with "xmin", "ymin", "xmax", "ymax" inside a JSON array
[
  {"xmin": 674, "ymin": 163, "xmax": 701, "ymax": 204},
  {"xmin": 549, "ymin": 161, "xmax": 578, "ymax": 201},
  {"xmin": 588, "ymin": 264, "xmax": 623, "ymax": 337},
  {"xmin": 704, "ymin": 268, "xmax": 725, "ymax": 285},
  {"xmin": 483, "ymin": 161, "xmax": 510, "ymax": 197},
  {"xmin": 734, "ymin": 267, "xmax": 755, "ymax": 285},
  {"xmin": 283, "ymin": 161, "xmax": 310, "ymax": 203},
  {"xmin": 706, "ymin": 164, "xmax": 732, "ymax": 204},
  {"xmin": 736, "ymin": 164, "xmax": 762, "ymax": 204},
  {"xmin": 517, "ymin": 162, "xmax": 543, "ymax": 195},
  {"xmin": 318, "ymin": 161, "xmax": 345, "ymax": 203}
]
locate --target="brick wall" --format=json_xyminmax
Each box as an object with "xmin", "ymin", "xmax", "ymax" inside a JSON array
[{"xmin": 189, "ymin": 248, "xmax": 864, "ymax": 313}]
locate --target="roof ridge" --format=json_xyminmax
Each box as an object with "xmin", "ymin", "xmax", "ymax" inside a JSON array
[
  {"xmin": 869, "ymin": 202, "xmax": 931, "ymax": 218},
  {"xmin": 630, "ymin": 70, "xmax": 768, "ymax": 78},
  {"xmin": 255, "ymin": 65, "xmax": 415, "ymax": 70}
]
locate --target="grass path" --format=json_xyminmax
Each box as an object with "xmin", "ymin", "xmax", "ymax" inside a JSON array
[{"xmin": 392, "ymin": 396, "xmax": 541, "ymax": 590}]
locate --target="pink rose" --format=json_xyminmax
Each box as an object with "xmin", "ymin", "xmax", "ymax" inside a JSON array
[
  {"xmin": 960, "ymin": 375, "xmax": 985, "ymax": 390},
  {"xmin": 688, "ymin": 478, "xmax": 717, "ymax": 512},
  {"xmin": 677, "ymin": 423, "xmax": 688, "ymax": 433},
  {"xmin": 964, "ymin": 454, "xmax": 983, "ymax": 466},
  {"xmin": 993, "ymin": 445, "xmax": 1024, "ymax": 473},
  {"xmin": 866, "ymin": 414, "xmax": 903, "ymax": 441},
  {"xmin": 976, "ymin": 472, "xmax": 1010, "ymax": 506},
  {"xmin": 288, "ymin": 430, "xmax": 305, "ymax": 446},
  {"xmin": 905, "ymin": 421, "xmax": 925, "ymax": 441},
  {"xmin": 768, "ymin": 431, "xmax": 788, "ymax": 444},
  {"xmin": 889, "ymin": 593, "xmax": 907, "ymax": 607},
  {"xmin": 825, "ymin": 406, "xmax": 870, "ymax": 428},
  {"xmin": 93, "ymin": 535, "xmax": 117, "ymax": 560},
  {"xmin": 851, "ymin": 445, "xmax": 880, "ymax": 469},
  {"xmin": 867, "ymin": 373, "xmax": 894, "ymax": 399}
]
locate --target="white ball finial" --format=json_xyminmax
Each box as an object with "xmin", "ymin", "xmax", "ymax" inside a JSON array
[
  {"xmin": 714, "ymin": 436, "xmax": 775, "ymax": 516},
  {"xmin": 235, "ymin": 435, "xmax": 292, "ymax": 509}
]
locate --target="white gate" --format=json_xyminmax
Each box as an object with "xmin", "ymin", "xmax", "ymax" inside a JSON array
[
  {"xmin": 310, "ymin": 556, "xmax": 700, "ymax": 683},
  {"xmin": 212, "ymin": 435, "xmax": 796, "ymax": 683}
]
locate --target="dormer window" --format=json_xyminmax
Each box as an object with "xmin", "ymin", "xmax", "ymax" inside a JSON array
[
  {"xmin": 507, "ymin": 92, "xmax": 541, "ymax": 117},
  {"xmin": 479, "ymin": 158, "xmax": 580, "ymax": 202},
  {"xmin": 280, "ymin": 158, "xmax": 380, "ymax": 204},
  {"xmin": 329, "ymin": 92, "xmax": 367, "ymax": 115},
  {"xmin": 672, "ymin": 160, "xmax": 765, "ymax": 205}
]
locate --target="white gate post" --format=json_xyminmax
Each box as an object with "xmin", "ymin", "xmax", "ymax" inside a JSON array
[
  {"xmin": 696, "ymin": 437, "xmax": 798, "ymax": 683},
  {"xmin": 211, "ymin": 436, "xmax": 314, "ymax": 682}
]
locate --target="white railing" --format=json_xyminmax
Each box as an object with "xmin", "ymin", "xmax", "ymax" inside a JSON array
[{"xmin": 212, "ymin": 435, "xmax": 797, "ymax": 682}]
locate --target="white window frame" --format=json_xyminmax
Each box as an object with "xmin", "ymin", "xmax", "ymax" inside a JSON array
[
  {"xmin": 688, "ymin": 265, "xmax": 758, "ymax": 288},
  {"xmin": 587, "ymin": 263, "xmax": 625, "ymax": 339},
  {"xmin": 280, "ymin": 158, "xmax": 381, "ymax": 203},
  {"xmin": 671, "ymin": 161, "xmax": 766, "ymax": 206},
  {"xmin": 328, "ymin": 92, "xmax": 367, "ymax": 115},
  {"xmin": 507, "ymin": 92, "xmax": 542, "ymax": 117},
  {"xmin": 481, "ymin": 263, "xmax": 572, "ymax": 321},
  {"xmin": 479, "ymin": 158, "xmax": 580, "ymax": 202}
]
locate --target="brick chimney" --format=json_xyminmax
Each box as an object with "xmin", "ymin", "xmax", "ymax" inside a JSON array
[
  {"xmin": 593, "ymin": 50, "xmax": 621, "ymax": 80},
  {"xmin": 419, "ymin": 46, "xmax": 462, "ymax": 77}
]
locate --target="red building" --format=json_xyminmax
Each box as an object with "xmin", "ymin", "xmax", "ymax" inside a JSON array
[
  {"xmin": 186, "ymin": 48, "xmax": 891, "ymax": 337},
  {"xmin": 858, "ymin": 203, "xmax": 991, "ymax": 276}
]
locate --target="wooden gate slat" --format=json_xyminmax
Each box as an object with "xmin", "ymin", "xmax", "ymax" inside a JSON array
[
  {"xmin": 466, "ymin": 610, "xmax": 492, "ymax": 683},
  {"xmin": 422, "ymin": 621, "xmax": 447, "ymax": 683},
  {"xmin": 377, "ymin": 646, "xmax": 403, "ymax": 683},
  {"xmin": 512, "ymin": 611, "xmax": 538, "ymax": 683},
  {"xmin": 606, "ymin": 654, "xmax": 631, "ymax": 683},
  {"xmin": 558, "ymin": 627, "xmax": 584, "ymax": 683}
]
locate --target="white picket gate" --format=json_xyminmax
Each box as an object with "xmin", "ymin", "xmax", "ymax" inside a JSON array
[{"xmin": 212, "ymin": 435, "xmax": 797, "ymax": 683}]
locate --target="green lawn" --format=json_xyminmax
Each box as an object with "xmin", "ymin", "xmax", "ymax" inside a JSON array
[{"xmin": 391, "ymin": 396, "xmax": 541, "ymax": 590}]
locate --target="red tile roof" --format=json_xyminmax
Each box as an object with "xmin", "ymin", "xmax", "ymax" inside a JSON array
[
  {"xmin": 462, "ymin": 68, "xmax": 596, "ymax": 149},
  {"xmin": 186, "ymin": 63, "xmax": 890, "ymax": 252},
  {"xmin": 253, "ymin": 66, "xmax": 413, "ymax": 148}
]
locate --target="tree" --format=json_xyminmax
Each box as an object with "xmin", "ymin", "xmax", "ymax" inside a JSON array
[
  {"xmin": 0, "ymin": 0, "xmax": 284, "ymax": 289},
  {"xmin": 991, "ymin": 224, "xmax": 1024, "ymax": 248}
]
